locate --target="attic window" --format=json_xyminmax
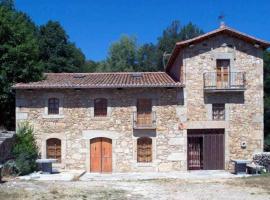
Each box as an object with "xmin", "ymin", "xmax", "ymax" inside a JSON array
[
  {"xmin": 73, "ymin": 74, "xmax": 86, "ymax": 78},
  {"xmin": 131, "ymin": 73, "xmax": 143, "ymax": 79}
]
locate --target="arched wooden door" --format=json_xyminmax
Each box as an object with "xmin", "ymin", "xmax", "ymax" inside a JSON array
[{"xmin": 90, "ymin": 137, "xmax": 112, "ymax": 173}]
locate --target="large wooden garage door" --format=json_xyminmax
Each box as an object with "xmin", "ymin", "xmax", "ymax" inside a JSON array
[
  {"xmin": 90, "ymin": 137, "xmax": 112, "ymax": 173},
  {"xmin": 188, "ymin": 129, "xmax": 224, "ymax": 170}
]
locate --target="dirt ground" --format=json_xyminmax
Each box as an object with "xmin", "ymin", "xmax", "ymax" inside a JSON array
[{"xmin": 0, "ymin": 175, "xmax": 270, "ymax": 200}]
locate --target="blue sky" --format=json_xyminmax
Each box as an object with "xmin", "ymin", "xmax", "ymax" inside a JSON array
[{"xmin": 16, "ymin": 0, "xmax": 270, "ymax": 61}]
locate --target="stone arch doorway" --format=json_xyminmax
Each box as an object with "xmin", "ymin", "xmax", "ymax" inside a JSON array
[{"xmin": 90, "ymin": 137, "xmax": 112, "ymax": 173}]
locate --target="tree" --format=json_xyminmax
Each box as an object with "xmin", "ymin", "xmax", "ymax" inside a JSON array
[
  {"xmin": 136, "ymin": 43, "xmax": 159, "ymax": 71},
  {"xmin": 38, "ymin": 21, "xmax": 85, "ymax": 73},
  {"xmin": 106, "ymin": 35, "xmax": 137, "ymax": 72},
  {"xmin": 81, "ymin": 60, "xmax": 99, "ymax": 72},
  {"xmin": 155, "ymin": 21, "xmax": 204, "ymax": 70},
  {"xmin": 0, "ymin": 0, "xmax": 14, "ymax": 9},
  {"xmin": 0, "ymin": 5, "xmax": 43, "ymax": 129},
  {"xmin": 264, "ymin": 50, "xmax": 270, "ymax": 151}
]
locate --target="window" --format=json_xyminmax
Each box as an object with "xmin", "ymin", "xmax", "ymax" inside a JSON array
[
  {"xmin": 46, "ymin": 138, "xmax": 61, "ymax": 162},
  {"xmin": 216, "ymin": 59, "xmax": 230, "ymax": 88},
  {"xmin": 48, "ymin": 98, "xmax": 59, "ymax": 115},
  {"xmin": 94, "ymin": 98, "xmax": 107, "ymax": 117},
  {"xmin": 137, "ymin": 137, "xmax": 152, "ymax": 163},
  {"xmin": 212, "ymin": 104, "xmax": 225, "ymax": 120},
  {"xmin": 137, "ymin": 99, "xmax": 152, "ymax": 126}
]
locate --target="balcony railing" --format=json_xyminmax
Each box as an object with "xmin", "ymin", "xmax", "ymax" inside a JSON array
[
  {"xmin": 133, "ymin": 111, "xmax": 156, "ymax": 129},
  {"xmin": 204, "ymin": 72, "xmax": 246, "ymax": 91}
]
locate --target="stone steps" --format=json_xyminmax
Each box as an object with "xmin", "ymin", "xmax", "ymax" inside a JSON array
[
  {"xmin": 0, "ymin": 131, "xmax": 15, "ymax": 163},
  {"xmin": 0, "ymin": 131, "xmax": 15, "ymax": 142}
]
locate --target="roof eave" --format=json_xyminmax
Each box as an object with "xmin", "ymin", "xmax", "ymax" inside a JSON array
[{"xmin": 13, "ymin": 84, "xmax": 183, "ymax": 90}]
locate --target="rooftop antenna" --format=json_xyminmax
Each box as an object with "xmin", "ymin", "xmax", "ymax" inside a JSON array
[
  {"xmin": 218, "ymin": 13, "xmax": 226, "ymax": 28},
  {"xmin": 163, "ymin": 51, "xmax": 171, "ymax": 69}
]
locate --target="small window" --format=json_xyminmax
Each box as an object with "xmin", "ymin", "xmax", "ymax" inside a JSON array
[
  {"xmin": 137, "ymin": 137, "xmax": 152, "ymax": 163},
  {"xmin": 48, "ymin": 98, "xmax": 59, "ymax": 115},
  {"xmin": 94, "ymin": 98, "xmax": 107, "ymax": 117},
  {"xmin": 212, "ymin": 104, "xmax": 225, "ymax": 120},
  {"xmin": 46, "ymin": 138, "xmax": 61, "ymax": 162}
]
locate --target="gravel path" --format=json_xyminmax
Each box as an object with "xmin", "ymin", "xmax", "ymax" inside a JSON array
[{"xmin": 0, "ymin": 175, "xmax": 269, "ymax": 200}]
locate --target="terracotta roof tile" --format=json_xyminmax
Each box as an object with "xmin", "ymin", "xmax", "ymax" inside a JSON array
[{"xmin": 13, "ymin": 72, "xmax": 182, "ymax": 89}]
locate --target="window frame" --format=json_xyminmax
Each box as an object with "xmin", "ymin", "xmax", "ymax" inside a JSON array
[
  {"xmin": 46, "ymin": 138, "xmax": 61, "ymax": 163},
  {"xmin": 94, "ymin": 98, "xmax": 108, "ymax": 117},
  {"xmin": 48, "ymin": 98, "xmax": 60, "ymax": 115},
  {"xmin": 212, "ymin": 103, "xmax": 225, "ymax": 121}
]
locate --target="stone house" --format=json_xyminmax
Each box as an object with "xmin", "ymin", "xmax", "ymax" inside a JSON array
[{"xmin": 14, "ymin": 25, "xmax": 270, "ymax": 172}]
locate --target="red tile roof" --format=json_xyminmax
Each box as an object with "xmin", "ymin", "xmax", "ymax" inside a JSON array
[
  {"xmin": 166, "ymin": 25, "xmax": 270, "ymax": 71},
  {"xmin": 13, "ymin": 72, "xmax": 182, "ymax": 89}
]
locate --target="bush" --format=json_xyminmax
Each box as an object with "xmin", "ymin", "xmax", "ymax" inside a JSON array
[{"xmin": 11, "ymin": 122, "xmax": 39, "ymax": 175}]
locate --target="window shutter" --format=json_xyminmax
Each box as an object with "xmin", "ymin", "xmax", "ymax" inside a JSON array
[
  {"xmin": 137, "ymin": 137, "xmax": 152, "ymax": 163},
  {"xmin": 46, "ymin": 138, "xmax": 61, "ymax": 162},
  {"xmin": 94, "ymin": 98, "xmax": 108, "ymax": 116},
  {"xmin": 48, "ymin": 98, "xmax": 60, "ymax": 114}
]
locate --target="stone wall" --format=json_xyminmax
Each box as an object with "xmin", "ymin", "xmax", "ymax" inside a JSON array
[
  {"xmin": 177, "ymin": 33, "xmax": 264, "ymax": 169},
  {"xmin": 16, "ymin": 88, "xmax": 187, "ymax": 172},
  {"xmin": 16, "ymin": 33, "xmax": 264, "ymax": 172}
]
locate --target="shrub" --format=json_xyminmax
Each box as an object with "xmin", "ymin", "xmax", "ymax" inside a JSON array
[{"xmin": 11, "ymin": 122, "xmax": 39, "ymax": 175}]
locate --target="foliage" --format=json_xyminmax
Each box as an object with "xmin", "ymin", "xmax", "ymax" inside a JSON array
[
  {"xmin": 39, "ymin": 21, "xmax": 86, "ymax": 72},
  {"xmin": 155, "ymin": 21, "xmax": 204, "ymax": 70},
  {"xmin": 106, "ymin": 35, "xmax": 138, "ymax": 72},
  {"xmin": 95, "ymin": 21, "xmax": 203, "ymax": 72},
  {"xmin": 0, "ymin": 0, "xmax": 14, "ymax": 9},
  {"xmin": 11, "ymin": 122, "xmax": 39, "ymax": 175},
  {"xmin": 264, "ymin": 50, "xmax": 270, "ymax": 151},
  {"xmin": 0, "ymin": 4, "xmax": 43, "ymax": 129},
  {"xmin": 136, "ymin": 43, "xmax": 159, "ymax": 72}
]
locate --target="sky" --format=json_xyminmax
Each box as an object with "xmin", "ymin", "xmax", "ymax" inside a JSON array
[{"xmin": 16, "ymin": 0, "xmax": 270, "ymax": 61}]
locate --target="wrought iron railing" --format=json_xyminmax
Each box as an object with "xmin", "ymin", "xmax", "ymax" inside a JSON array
[
  {"xmin": 204, "ymin": 72, "xmax": 246, "ymax": 90},
  {"xmin": 133, "ymin": 111, "xmax": 156, "ymax": 129}
]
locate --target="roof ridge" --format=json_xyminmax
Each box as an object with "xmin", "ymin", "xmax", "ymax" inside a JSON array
[
  {"xmin": 44, "ymin": 72, "xmax": 167, "ymax": 75},
  {"xmin": 176, "ymin": 25, "xmax": 270, "ymax": 46}
]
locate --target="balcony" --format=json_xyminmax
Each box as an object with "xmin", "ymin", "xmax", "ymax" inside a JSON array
[
  {"xmin": 133, "ymin": 111, "xmax": 156, "ymax": 129},
  {"xmin": 204, "ymin": 72, "xmax": 246, "ymax": 92}
]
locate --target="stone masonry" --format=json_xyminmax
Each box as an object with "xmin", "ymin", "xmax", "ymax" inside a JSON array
[
  {"xmin": 169, "ymin": 33, "xmax": 264, "ymax": 169},
  {"xmin": 16, "ymin": 28, "xmax": 266, "ymax": 172},
  {"xmin": 16, "ymin": 88, "xmax": 186, "ymax": 172}
]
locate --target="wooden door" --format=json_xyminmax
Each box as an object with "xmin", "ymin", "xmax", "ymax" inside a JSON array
[
  {"xmin": 203, "ymin": 131, "xmax": 224, "ymax": 170},
  {"xmin": 101, "ymin": 138, "xmax": 112, "ymax": 172},
  {"xmin": 90, "ymin": 138, "xmax": 112, "ymax": 173},
  {"xmin": 216, "ymin": 59, "xmax": 230, "ymax": 88},
  {"xmin": 187, "ymin": 129, "xmax": 224, "ymax": 170},
  {"xmin": 90, "ymin": 138, "xmax": 102, "ymax": 172},
  {"xmin": 137, "ymin": 99, "xmax": 152, "ymax": 126},
  {"xmin": 188, "ymin": 136, "xmax": 203, "ymax": 170}
]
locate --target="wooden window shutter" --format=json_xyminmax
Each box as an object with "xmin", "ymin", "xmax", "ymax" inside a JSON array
[
  {"xmin": 48, "ymin": 98, "xmax": 60, "ymax": 115},
  {"xmin": 137, "ymin": 137, "xmax": 152, "ymax": 163},
  {"xmin": 137, "ymin": 99, "xmax": 152, "ymax": 126},
  {"xmin": 94, "ymin": 98, "xmax": 108, "ymax": 116},
  {"xmin": 46, "ymin": 138, "xmax": 61, "ymax": 162}
]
